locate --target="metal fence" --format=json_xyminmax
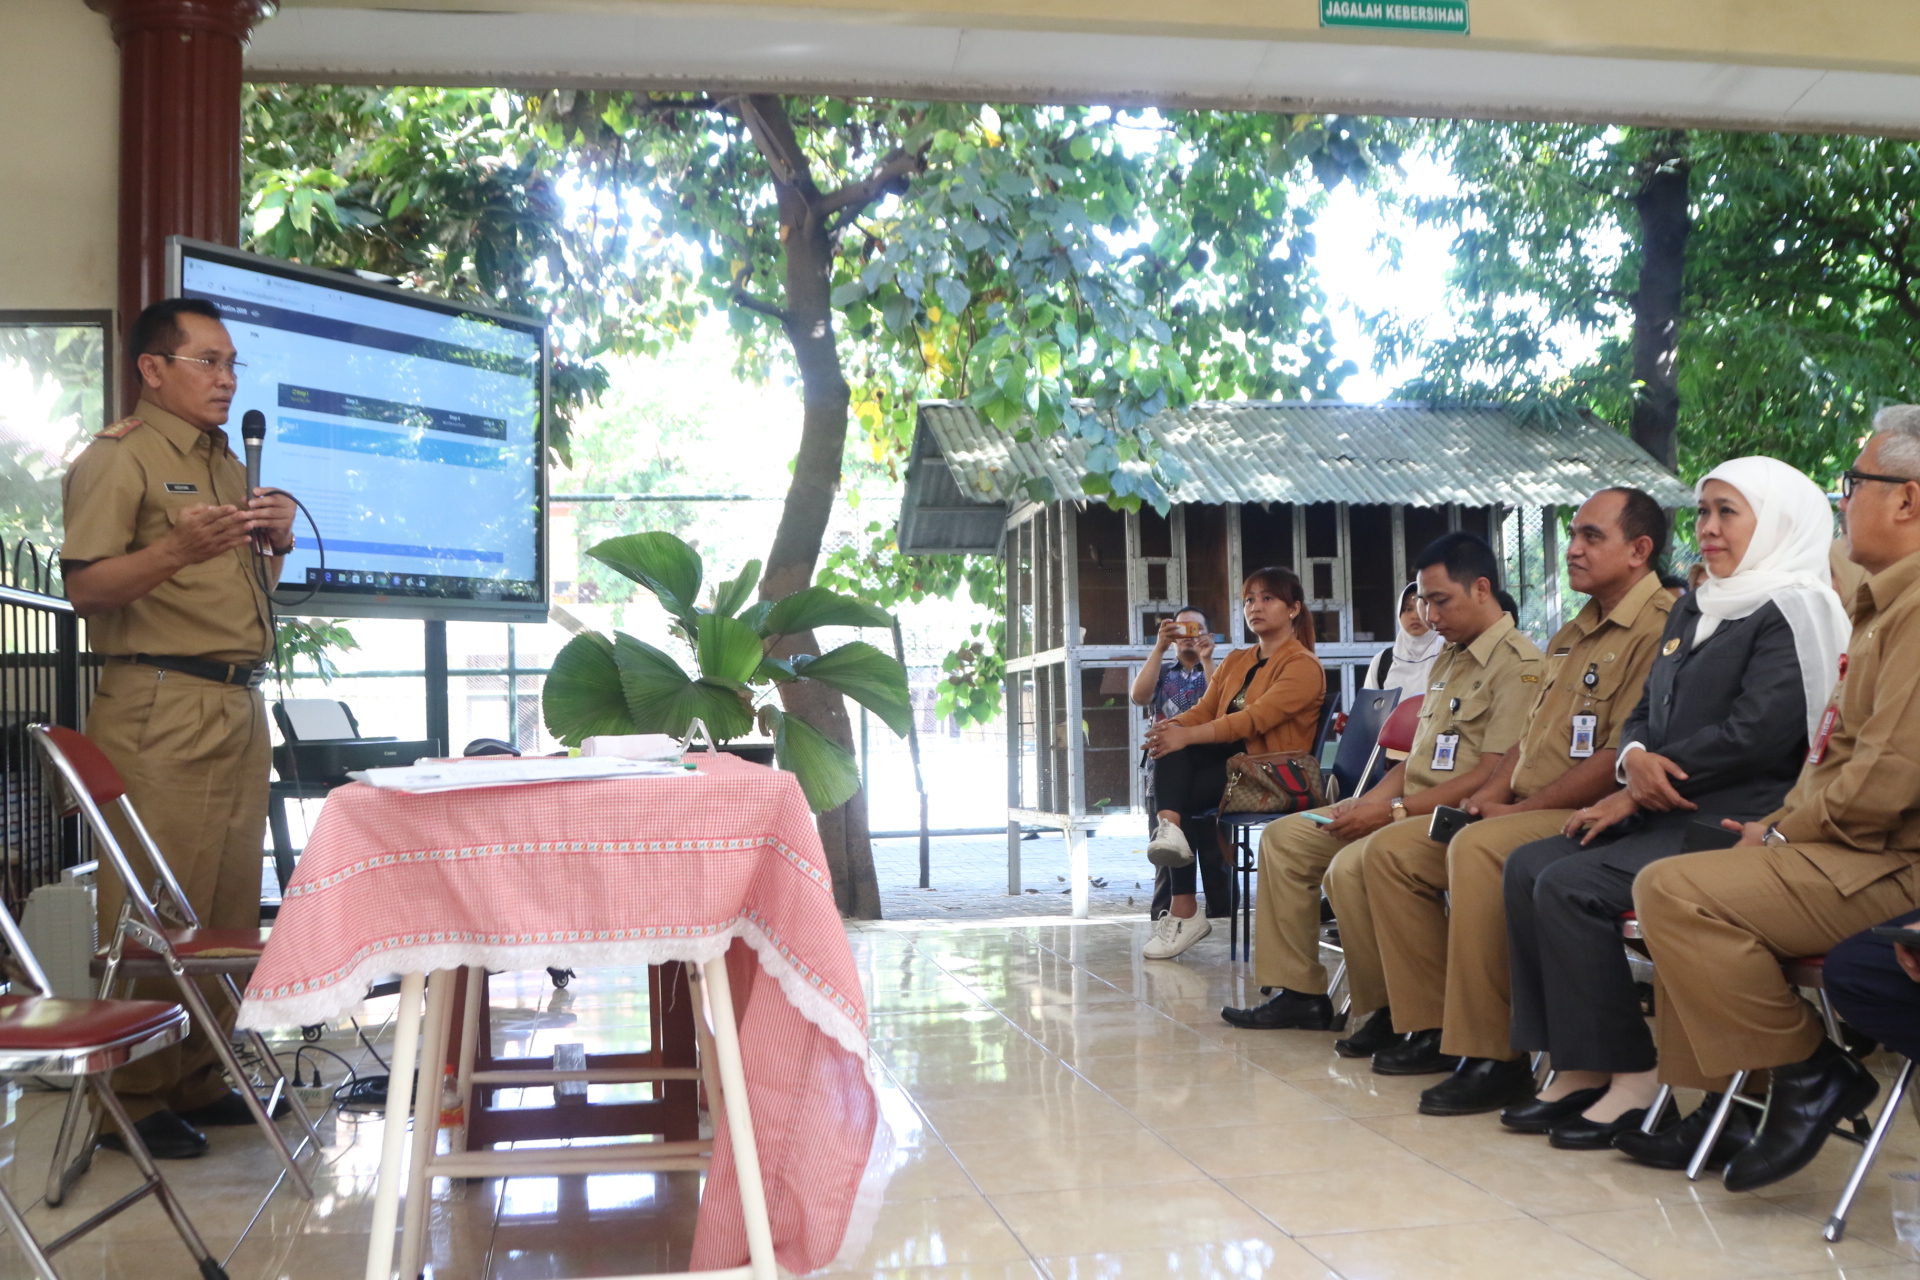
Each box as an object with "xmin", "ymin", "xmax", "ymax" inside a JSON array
[{"xmin": 0, "ymin": 537, "xmax": 96, "ymax": 913}]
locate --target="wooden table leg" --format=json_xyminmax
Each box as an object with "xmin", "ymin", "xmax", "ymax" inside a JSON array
[
  {"xmin": 398, "ymin": 969, "xmax": 457, "ymax": 1280},
  {"xmin": 701, "ymin": 956, "xmax": 776, "ymax": 1280},
  {"xmin": 364, "ymin": 970, "xmax": 425, "ymax": 1280}
]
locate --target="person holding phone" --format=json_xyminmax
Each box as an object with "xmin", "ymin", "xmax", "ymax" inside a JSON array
[
  {"xmin": 1131, "ymin": 608, "xmax": 1218, "ymax": 926},
  {"xmin": 1221, "ymin": 534, "xmax": 1543, "ymax": 1032},
  {"xmin": 1629, "ymin": 413, "xmax": 1920, "ymax": 1188},
  {"xmin": 1138, "ymin": 571, "xmax": 1322, "ymax": 960},
  {"xmin": 1355, "ymin": 488, "xmax": 1673, "ymax": 1108},
  {"xmin": 1498, "ymin": 457, "xmax": 1849, "ymax": 1153}
]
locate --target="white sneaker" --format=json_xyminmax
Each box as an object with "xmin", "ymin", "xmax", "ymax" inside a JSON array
[
  {"xmin": 1143, "ymin": 914, "xmax": 1212, "ymax": 960},
  {"xmin": 1147, "ymin": 819, "xmax": 1194, "ymax": 868}
]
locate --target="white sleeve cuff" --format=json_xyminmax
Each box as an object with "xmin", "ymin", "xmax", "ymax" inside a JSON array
[{"xmin": 1615, "ymin": 740, "xmax": 1647, "ymax": 784}]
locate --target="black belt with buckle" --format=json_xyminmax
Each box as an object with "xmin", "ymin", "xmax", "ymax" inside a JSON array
[{"xmin": 125, "ymin": 654, "xmax": 267, "ymax": 688}]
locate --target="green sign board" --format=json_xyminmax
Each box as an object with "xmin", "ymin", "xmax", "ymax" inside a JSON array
[{"xmin": 1320, "ymin": 0, "xmax": 1469, "ymax": 33}]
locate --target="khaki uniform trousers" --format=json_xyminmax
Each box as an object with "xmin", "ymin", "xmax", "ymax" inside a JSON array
[
  {"xmin": 1635, "ymin": 844, "xmax": 1920, "ymax": 1090},
  {"xmin": 87, "ymin": 661, "xmax": 271, "ymax": 1120},
  {"xmin": 1360, "ymin": 809, "xmax": 1575, "ymax": 1057},
  {"xmin": 1256, "ymin": 808, "xmax": 1426, "ymax": 1012}
]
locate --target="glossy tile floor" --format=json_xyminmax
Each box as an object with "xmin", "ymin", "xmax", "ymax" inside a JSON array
[{"xmin": 9, "ymin": 920, "xmax": 1920, "ymax": 1278}]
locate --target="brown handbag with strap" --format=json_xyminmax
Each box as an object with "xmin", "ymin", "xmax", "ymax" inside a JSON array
[{"xmin": 1217, "ymin": 750, "xmax": 1326, "ymax": 815}]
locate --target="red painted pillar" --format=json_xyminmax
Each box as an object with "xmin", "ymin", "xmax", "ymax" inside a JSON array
[{"xmin": 89, "ymin": 0, "xmax": 273, "ymax": 364}]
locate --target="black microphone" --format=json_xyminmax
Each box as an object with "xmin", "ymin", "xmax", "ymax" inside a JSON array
[{"xmin": 241, "ymin": 409, "xmax": 269, "ymax": 552}]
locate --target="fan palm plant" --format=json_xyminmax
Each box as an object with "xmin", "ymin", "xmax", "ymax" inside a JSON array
[{"xmin": 541, "ymin": 532, "xmax": 912, "ymax": 812}]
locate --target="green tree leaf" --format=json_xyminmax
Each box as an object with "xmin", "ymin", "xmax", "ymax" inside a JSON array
[
  {"xmin": 771, "ymin": 707, "xmax": 863, "ymax": 812},
  {"xmin": 792, "ymin": 641, "xmax": 912, "ymax": 736},
  {"xmin": 696, "ymin": 613, "xmax": 766, "ymax": 686},
  {"xmin": 542, "ymin": 632, "xmax": 635, "ymax": 746},
  {"xmin": 760, "ymin": 586, "xmax": 894, "ymax": 637},
  {"xmin": 588, "ymin": 533, "xmax": 704, "ymax": 622},
  {"xmin": 613, "ymin": 632, "xmax": 755, "ymax": 739},
  {"xmin": 710, "ymin": 558, "xmax": 762, "ymax": 618}
]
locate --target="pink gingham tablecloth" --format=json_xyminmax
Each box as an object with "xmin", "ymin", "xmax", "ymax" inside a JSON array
[{"xmin": 236, "ymin": 754, "xmax": 887, "ymax": 1274}]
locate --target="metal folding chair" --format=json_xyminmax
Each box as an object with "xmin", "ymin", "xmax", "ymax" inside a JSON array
[
  {"xmin": 0, "ymin": 899, "xmax": 229, "ymax": 1280},
  {"xmin": 27, "ymin": 724, "xmax": 320, "ymax": 1206}
]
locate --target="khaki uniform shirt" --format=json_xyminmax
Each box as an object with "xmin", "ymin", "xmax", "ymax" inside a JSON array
[
  {"xmin": 1771, "ymin": 546, "xmax": 1920, "ymax": 891},
  {"xmin": 1404, "ymin": 612, "xmax": 1544, "ymax": 797},
  {"xmin": 1509, "ymin": 571, "xmax": 1673, "ymax": 800},
  {"xmin": 61, "ymin": 400, "xmax": 270, "ymax": 663}
]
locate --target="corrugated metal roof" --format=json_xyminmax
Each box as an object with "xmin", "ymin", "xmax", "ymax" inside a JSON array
[{"xmin": 915, "ymin": 400, "xmax": 1693, "ymax": 511}]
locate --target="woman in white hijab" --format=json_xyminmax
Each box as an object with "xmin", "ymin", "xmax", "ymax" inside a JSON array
[
  {"xmin": 1362, "ymin": 582, "xmax": 1444, "ymax": 702},
  {"xmin": 1493, "ymin": 456, "xmax": 1850, "ymax": 1158}
]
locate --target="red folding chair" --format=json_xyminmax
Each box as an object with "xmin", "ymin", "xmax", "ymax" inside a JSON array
[
  {"xmin": 0, "ymin": 899, "xmax": 230, "ymax": 1280},
  {"xmin": 27, "ymin": 724, "xmax": 319, "ymax": 1206}
]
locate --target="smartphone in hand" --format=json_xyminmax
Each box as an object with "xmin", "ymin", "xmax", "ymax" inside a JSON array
[
  {"xmin": 1681, "ymin": 820, "xmax": 1742, "ymax": 853},
  {"xmin": 1428, "ymin": 805, "xmax": 1476, "ymax": 843},
  {"xmin": 1869, "ymin": 926, "xmax": 1920, "ymax": 948},
  {"xmin": 1304, "ymin": 811, "xmax": 1335, "ymax": 825}
]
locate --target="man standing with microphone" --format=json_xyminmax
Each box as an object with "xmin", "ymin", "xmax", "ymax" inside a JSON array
[{"xmin": 60, "ymin": 298, "xmax": 296, "ymax": 1158}]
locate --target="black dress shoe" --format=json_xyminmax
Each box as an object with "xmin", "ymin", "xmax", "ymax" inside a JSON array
[
  {"xmin": 1550, "ymin": 1106, "xmax": 1658, "ymax": 1150},
  {"xmin": 1370, "ymin": 1028, "xmax": 1460, "ymax": 1076},
  {"xmin": 98, "ymin": 1109, "xmax": 208, "ymax": 1160},
  {"xmin": 1334, "ymin": 1007, "xmax": 1397, "ymax": 1058},
  {"xmin": 1419, "ymin": 1057, "xmax": 1538, "ymax": 1116},
  {"xmin": 177, "ymin": 1089, "xmax": 291, "ymax": 1126},
  {"xmin": 1221, "ymin": 989, "xmax": 1334, "ymax": 1030},
  {"xmin": 1613, "ymin": 1094, "xmax": 1759, "ymax": 1171},
  {"xmin": 1723, "ymin": 1039, "xmax": 1881, "ymax": 1192},
  {"xmin": 1500, "ymin": 1085, "xmax": 1609, "ymax": 1133}
]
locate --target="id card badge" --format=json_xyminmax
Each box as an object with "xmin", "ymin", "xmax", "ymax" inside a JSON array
[
  {"xmin": 1430, "ymin": 733, "xmax": 1460, "ymax": 772},
  {"xmin": 1570, "ymin": 714, "xmax": 1598, "ymax": 759}
]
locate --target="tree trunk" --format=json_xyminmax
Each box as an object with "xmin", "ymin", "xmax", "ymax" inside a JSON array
[
  {"xmin": 1629, "ymin": 130, "xmax": 1690, "ymax": 472},
  {"xmin": 740, "ymin": 94, "xmax": 883, "ymax": 919}
]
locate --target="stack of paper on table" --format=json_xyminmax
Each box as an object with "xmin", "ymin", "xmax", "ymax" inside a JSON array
[{"xmin": 349, "ymin": 755, "xmax": 689, "ymax": 794}]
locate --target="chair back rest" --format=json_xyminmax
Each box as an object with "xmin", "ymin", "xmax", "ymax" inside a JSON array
[
  {"xmin": 1328, "ymin": 688, "xmax": 1401, "ymax": 799},
  {"xmin": 0, "ymin": 902, "xmax": 53, "ymax": 997},
  {"xmin": 1378, "ymin": 694, "xmax": 1425, "ymax": 755},
  {"xmin": 27, "ymin": 724, "xmax": 188, "ymax": 933},
  {"xmin": 1310, "ymin": 688, "xmax": 1343, "ymax": 759}
]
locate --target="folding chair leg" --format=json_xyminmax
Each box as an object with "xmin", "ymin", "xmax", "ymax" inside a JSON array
[
  {"xmin": 166, "ymin": 962, "xmax": 313, "ymax": 1199},
  {"xmin": 45, "ymin": 1068, "xmax": 100, "ymax": 1207},
  {"xmin": 1688, "ymin": 1072, "xmax": 1748, "ymax": 1181},
  {"xmin": 0, "ymin": 1176, "xmax": 62, "ymax": 1280},
  {"xmin": 220, "ymin": 972, "xmax": 324, "ymax": 1155},
  {"xmin": 1817, "ymin": 989, "xmax": 1847, "ymax": 1048},
  {"xmin": 1824, "ymin": 1057, "xmax": 1914, "ymax": 1242},
  {"xmin": 1642, "ymin": 1084, "xmax": 1673, "ymax": 1135},
  {"xmin": 91, "ymin": 1077, "xmax": 228, "ymax": 1280}
]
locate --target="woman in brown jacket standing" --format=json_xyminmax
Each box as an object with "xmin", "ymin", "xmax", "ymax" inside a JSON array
[{"xmin": 1141, "ymin": 566, "xmax": 1325, "ymax": 959}]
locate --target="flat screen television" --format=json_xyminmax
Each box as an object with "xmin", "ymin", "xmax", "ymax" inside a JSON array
[{"xmin": 167, "ymin": 237, "xmax": 548, "ymax": 623}]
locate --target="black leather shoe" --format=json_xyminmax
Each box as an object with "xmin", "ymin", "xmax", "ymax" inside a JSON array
[
  {"xmin": 1613, "ymin": 1094, "xmax": 1759, "ymax": 1171},
  {"xmin": 1334, "ymin": 1007, "xmax": 1397, "ymax": 1058},
  {"xmin": 1370, "ymin": 1028, "xmax": 1460, "ymax": 1076},
  {"xmin": 177, "ymin": 1089, "xmax": 291, "ymax": 1126},
  {"xmin": 1723, "ymin": 1040, "xmax": 1881, "ymax": 1192},
  {"xmin": 1419, "ymin": 1057, "xmax": 1538, "ymax": 1116},
  {"xmin": 1221, "ymin": 989, "xmax": 1334, "ymax": 1030},
  {"xmin": 1549, "ymin": 1099, "xmax": 1669, "ymax": 1150},
  {"xmin": 1500, "ymin": 1085, "xmax": 1608, "ymax": 1133},
  {"xmin": 98, "ymin": 1109, "xmax": 208, "ymax": 1160}
]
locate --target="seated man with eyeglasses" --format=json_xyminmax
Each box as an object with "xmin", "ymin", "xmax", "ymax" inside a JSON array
[{"xmin": 59, "ymin": 297, "xmax": 297, "ymax": 1160}]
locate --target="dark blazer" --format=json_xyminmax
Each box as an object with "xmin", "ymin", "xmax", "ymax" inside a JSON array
[{"xmin": 1602, "ymin": 592, "xmax": 1809, "ymax": 872}]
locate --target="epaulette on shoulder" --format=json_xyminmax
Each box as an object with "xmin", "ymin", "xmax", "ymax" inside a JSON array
[{"xmin": 95, "ymin": 417, "xmax": 144, "ymax": 440}]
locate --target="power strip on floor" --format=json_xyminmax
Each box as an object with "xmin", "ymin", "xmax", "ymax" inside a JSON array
[{"xmin": 291, "ymin": 1084, "xmax": 335, "ymax": 1113}]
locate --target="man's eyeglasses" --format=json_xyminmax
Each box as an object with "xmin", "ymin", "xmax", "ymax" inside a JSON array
[
  {"xmin": 157, "ymin": 353, "xmax": 246, "ymax": 375},
  {"xmin": 1840, "ymin": 469, "xmax": 1917, "ymax": 498}
]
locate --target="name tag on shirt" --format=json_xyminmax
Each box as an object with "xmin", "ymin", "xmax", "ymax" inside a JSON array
[
  {"xmin": 164, "ymin": 483, "xmax": 199, "ymax": 494},
  {"xmin": 1570, "ymin": 714, "xmax": 1598, "ymax": 759},
  {"xmin": 1431, "ymin": 733, "xmax": 1460, "ymax": 772}
]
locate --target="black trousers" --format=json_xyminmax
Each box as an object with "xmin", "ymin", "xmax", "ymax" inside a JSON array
[
  {"xmin": 1148, "ymin": 740, "xmax": 1243, "ymax": 917},
  {"xmin": 1827, "ymin": 906, "xmax": 1920, "ymax": 1062},
  {"xmin": 1505, "ymin": 811, "xmax": 1731, "ymax": 1073}
]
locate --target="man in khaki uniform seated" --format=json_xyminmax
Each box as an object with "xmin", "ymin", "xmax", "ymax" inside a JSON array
[
  {"xmin": 1634, "ymin": 409, "xmax": 1920, "ymax": 1191},
  {"xmin": 1359, "ymin": 489, "xmax": 1672, "ymax": 1106},
  {"xmin": 61, "ymin": 298, "xmax": 296, "ymax": 1159},
  {"xmin": 1222, "ymin": 533, "xmax": 1542, "ymax": 1031}
]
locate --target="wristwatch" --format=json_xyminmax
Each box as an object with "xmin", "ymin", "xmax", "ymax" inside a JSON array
[
  {"xmin": 1762, "ymin": 824, "xmax": 1787, "ymax": 847},
  {"xmin": 268, "ymin": 532, "xmax": 296, "ymax": 556},
  {"xmin": 1389, "ymin": 798, "xmax": 1408, "ymax": 822}
]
